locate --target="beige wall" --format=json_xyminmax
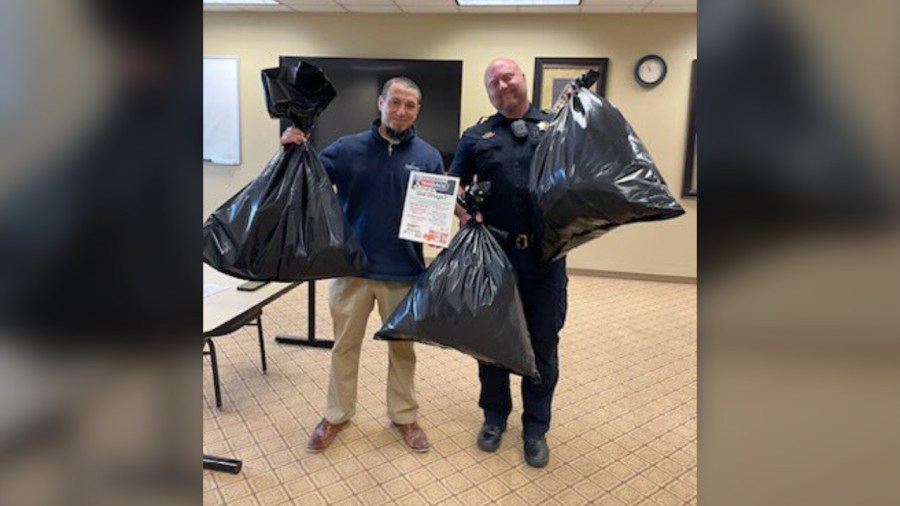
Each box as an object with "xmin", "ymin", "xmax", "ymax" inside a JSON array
[{"xmin": 204, "ymin": 13, "xmax": 696, "ymax": 278}]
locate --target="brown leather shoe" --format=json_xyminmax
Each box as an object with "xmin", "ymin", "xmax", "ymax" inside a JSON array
[
  {"xmin": 306, "ymin": 418, "xmax": 348, "ymax": 453},
  {"xmin": 392, "ymin": 422, "xmax": 430, "ymax": 453}
]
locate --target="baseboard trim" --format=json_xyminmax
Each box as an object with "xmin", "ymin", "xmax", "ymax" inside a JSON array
[
  {"xmin": 566, "ymin": 268, "xmax": 696, "ymax": 284},
  {"xmin": 425, "ymin": 256, "xmax": 695, "ymax": 284}
]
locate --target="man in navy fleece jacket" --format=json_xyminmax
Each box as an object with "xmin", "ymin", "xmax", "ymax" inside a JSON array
[{"xmin": 280, "ymin": 77, "xmax": 443, "ymax": 454}]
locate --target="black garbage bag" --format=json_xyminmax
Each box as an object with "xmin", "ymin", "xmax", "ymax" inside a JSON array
[
  {"xmin": 375, "ymin": 223, "xmax": 538, "ymax": 379},
  {"xmin": 203, "ymin": 61, "xmax": 368, "ymax": 281},
  {"xmin": 260, "ymin": 60, "xmax": 336, "ymax": 132},
  {"xmin": 530, "ymin": 81, "xmax": 685, "ymax": 265}
]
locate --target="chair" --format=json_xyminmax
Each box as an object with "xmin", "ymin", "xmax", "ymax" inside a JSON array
[{"xmin": 203, "ymin": 309, "xmax": 267, "ymax": 408}]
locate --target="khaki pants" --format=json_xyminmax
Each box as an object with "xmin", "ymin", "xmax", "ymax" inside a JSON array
[{"xmin": 324, "ymin": 277, "xmax": 418, "ymax": 425}]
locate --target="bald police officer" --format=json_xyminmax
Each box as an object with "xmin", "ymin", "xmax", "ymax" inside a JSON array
[{"xmin": 449, "ymin": 58, "xmax": 568, "ymax": 468}]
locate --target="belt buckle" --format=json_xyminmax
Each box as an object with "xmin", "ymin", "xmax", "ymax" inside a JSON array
[{"xmin": 515, "ymin": 234, "xmax": 529, "ymax": 250}]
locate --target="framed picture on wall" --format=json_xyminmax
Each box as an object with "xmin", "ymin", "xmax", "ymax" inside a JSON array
[
  {"xmin": 682, "ymin": 59, "xmax": 697, "ymax": 197},
  {"xmin": 532, "ymin": 57, "xmax": 609, "ymax": 111}
]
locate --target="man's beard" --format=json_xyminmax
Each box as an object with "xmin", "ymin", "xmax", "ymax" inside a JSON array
[
  {"xmin": 384, "ymin": 124, "xmax": 410, "ymax": 141},
  {"xmin": 496, "ymin": 93, "xmax": 524, "ymax": 115}
]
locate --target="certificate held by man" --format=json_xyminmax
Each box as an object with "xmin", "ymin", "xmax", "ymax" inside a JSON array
[{"xmin": 399, "ymin": 171, "xmax": 460, "ymax": 248}]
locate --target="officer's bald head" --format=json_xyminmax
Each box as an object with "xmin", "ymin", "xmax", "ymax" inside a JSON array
[
  {"xmin": 484, "ymin": 58, "xmax": 530, "ymax": 119},
  {"xmin": 484, "ymin": 58, "xmax": 523, "ymax": 81}
]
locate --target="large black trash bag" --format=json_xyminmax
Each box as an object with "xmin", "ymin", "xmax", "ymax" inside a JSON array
[
  {"xmin": 530, "ymin": 80, "xmax": 685, "ymax": 265},
  {"xmin": 375, "ymin": 223, "xmax": 538, "ymax": 379},
  {"xmin": 260, "ymin": 60, "xmax": 336, "ymax": 132},
  {"xmin": 203, "ymin": 61, "xmax": 368, "ymax": 281}
]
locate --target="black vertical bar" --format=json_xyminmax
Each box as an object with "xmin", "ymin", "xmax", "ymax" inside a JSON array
[
  {"xmin": 274, "ymin": 281, "xmax": 334, "ymax": 348},
  {"xmin": 257, "ymin": 316, "xmax": 267, "ymax": 373},
  {"xmin": 307, "ymin": 280, "xmax": 315, "ymax": 340},
  {"xmin": 206, "ymin": 339, "xmax": 222, "ymax": 408}
]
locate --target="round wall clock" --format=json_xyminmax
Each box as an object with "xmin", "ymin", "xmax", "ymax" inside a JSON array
[{"xmin": 635, "ymin": 54, "xmax": 667, "ymax": 88}]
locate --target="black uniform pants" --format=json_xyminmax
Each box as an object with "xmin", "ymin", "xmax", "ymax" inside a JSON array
[{"xmin": 478, "ymin": 252, "xmax": 567, "ymax": 439}]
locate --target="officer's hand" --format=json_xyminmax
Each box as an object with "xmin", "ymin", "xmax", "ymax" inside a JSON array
[
  {"xmin": 460, "ymin": 212, "xmax": 483, "ymax": 227},
  {"xmin": 280, "ymin": 126, "xmax": 309, "ymax": 145}
]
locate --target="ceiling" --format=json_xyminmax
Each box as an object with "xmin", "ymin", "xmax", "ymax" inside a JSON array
[{"xmin": 203, "ymin": 0, "xmax": 696, "ymax": 15}]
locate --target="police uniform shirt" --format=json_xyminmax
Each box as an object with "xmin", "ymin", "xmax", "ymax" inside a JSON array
[{"xmin": 448, "ymin": 105, "xmax": 552, "ymax": 238}]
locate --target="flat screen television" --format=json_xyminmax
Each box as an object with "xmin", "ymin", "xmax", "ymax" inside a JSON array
[{"xmin": 278, "ymin": 56, "xmax": 463, "ymax": 169}]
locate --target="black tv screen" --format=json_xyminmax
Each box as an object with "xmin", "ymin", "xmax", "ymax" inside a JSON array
[{"xmin": 278, "ymin": 56, "xmax": 463, "ymax": 170}]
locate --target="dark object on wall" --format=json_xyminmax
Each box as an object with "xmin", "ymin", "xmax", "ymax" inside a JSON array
[
  {"xmin": 682, "ymin": 60, "xmax": 697, "ymax": 197},
  {"xmin": 203, "ymin": 61, "xmax": 368, "ymax": 281},
  {"xmin": 375, "ymin": 222, "xmax": 538, "ymax": 379},
  {"xmin": 279, "ymin": 57, "xmax": 463, "ymax": 169},
  {"xmin": 634, "ymin": 54, "xmax": 668, "ymax": 88},
  {"xmin": 530, "ymin": 79, "xmax": 685, "ymax": 265}
]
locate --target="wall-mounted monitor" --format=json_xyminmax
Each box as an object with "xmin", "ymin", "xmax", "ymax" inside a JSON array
[{"xmin": 279, "ymin": 56, "xmax": 463, "ymax": 170}]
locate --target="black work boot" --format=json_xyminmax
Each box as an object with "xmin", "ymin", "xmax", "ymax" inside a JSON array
[
  {"xmin": 476, "ymin": 424, "xmax": 506, "ymax": 452},
  {"xmin": 523, "ymin": 435, "xmax": 549, "ymax": 468}
]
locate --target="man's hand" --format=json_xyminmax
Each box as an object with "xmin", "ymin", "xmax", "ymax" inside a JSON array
[
  {"xmin": 280, "ymin": 126, "xmax": 309, "ymax": 145},
  {"xmin": 460, "ymin": 212, "xmax": 484, "ymax": 227}
]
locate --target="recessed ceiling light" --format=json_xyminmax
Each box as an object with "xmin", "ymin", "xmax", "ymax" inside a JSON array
[{"xmin": 457, "ymin": 0, "xmax": 581, "ymax": 6}]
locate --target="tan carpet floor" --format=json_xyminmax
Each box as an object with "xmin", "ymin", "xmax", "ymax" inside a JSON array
[{"xmin": 203, "ymin": 274, "xmax": 696, "ymax": 506}]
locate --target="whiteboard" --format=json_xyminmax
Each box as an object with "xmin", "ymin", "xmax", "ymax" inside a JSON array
[{"xmin": 203, "ymin": 57, "xmax": 240, "ymax": 165}]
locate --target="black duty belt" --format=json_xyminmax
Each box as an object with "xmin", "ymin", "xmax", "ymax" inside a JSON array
[{"xmin": 486, "ymin": 225, "xmax": 534, "ymax": 250}]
